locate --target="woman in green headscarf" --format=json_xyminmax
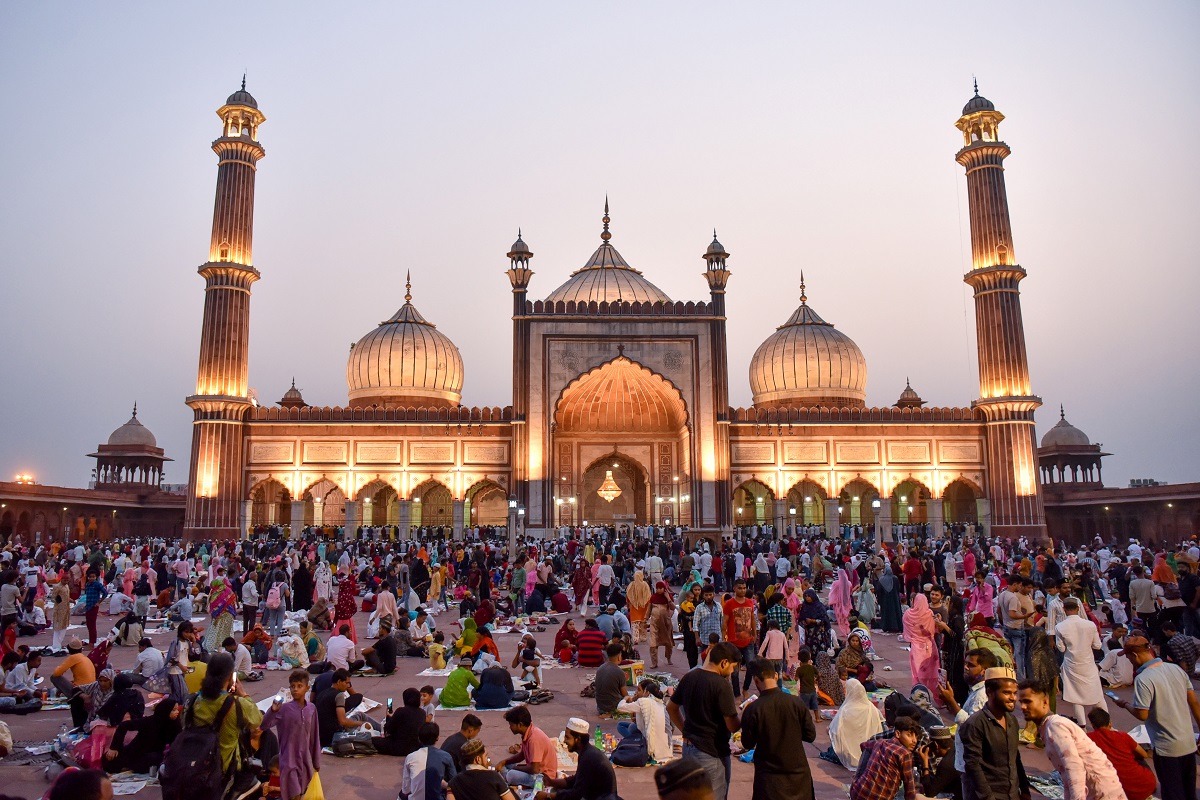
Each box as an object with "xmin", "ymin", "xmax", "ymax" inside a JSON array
[
  {"xmin": 453, "ymin": 617, "xmax": 479, "ymax": 656},
  {"xmin": 675, "ymin": 569, "xmax": 702, "ymax": 606}
]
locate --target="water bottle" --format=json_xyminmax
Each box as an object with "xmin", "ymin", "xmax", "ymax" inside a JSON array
[
  {"xmin": 594, "ymin": 726, "xmax": 603, "ymax": 749},
  {"xmin": 533, "ymin": 775, "xmax": 544, "ymax": 793}
]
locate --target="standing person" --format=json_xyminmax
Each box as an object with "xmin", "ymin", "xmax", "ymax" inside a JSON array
[
  {"xmin": 1056, "ymin": 597, "xmax": 1107, "ymax": 725},
  {"xmin": 875, "ymin": 564, "xmax": 904, "ymax": 633},
  {"xmin": 828, "ymin": 569, "xmax": 853, "ymax": 637},
  {"xmin": 241, "ymin": 573, "xmax": 260, "ymax": 634},
  {"xmin": 958, "ymin": 667, "xmax": 1030, "ymax": 800},
  {"xmin": 262, "ymin": 669, "xmax": 321, "ymax": 800},
  {"xmin": 722, "ymin": 580, "xmax": 757, "ymax": 698},
  {"xmin": 647, "ymin": 581, "xmax": 676, "ymax": 669},
  {"xmin": 49, "ymin": 575, "xmax": 72, "ymax": 654},
  {"xmin": 693, "ymin": 585, "xmax": 724, "ymax": 657},
  {"xmin": 1126, "ymin": 567, "xmax": 1157, "ymax": 632},
  {"xmin": 678, "ymin": 583, "xmax": 702, "ymax": 669},
  {"xmin": 1111, "ymin": 635, "xmax": 1200, "ymax": 800},
  {"xmin": 170, "ymin": 653, "xmax": 262, "ymax": 797},
  {"xmin": 938, "ymin": 648, "xmax": 999, "ymax": 774},
  {"xmin": 666, "ymin": 642, "xmax": 742, "ymax": 800},
  {"xmin": 625, "ymin": 571, "xmax": 651, "ymax": 645},
  {"xmin": 1016, "ymin": 681, "xmax": 1123, "ymax": 800},
  {"xmin": 903, "ymin": 594, "xmax": 941, "ymax": 691},
  {"xmin": 740, "ymin": 660, "xmax": 816, "ymax": 800},
  {"xmin": 534, "ymin": 718, "xmax": 617, "ymax": 800},
  {"xmin": 1002, "ymin": 579, "xmax": 1033, "ymax": 681},
  {"xmin": 82, "ymin": 567, "xmax": 109, "ymax": 648},
  {"xmin": 204, "ymin": 578, "xmax": 237, "ymax": 651},
  {"xmin": 1085, "ymin": 708, "xmax": 1157, "ymax": 800},
  {"xmin": 0, "ymin": 571, "xmax": 23, "ymax": 652}
]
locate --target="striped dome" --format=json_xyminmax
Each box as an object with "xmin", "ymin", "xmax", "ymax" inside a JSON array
[
  {"xmin": 346, "ymin": 283, "xmax": 463, "ymax": 408},
  {"xmin": 749, "ymin": 284, "xmax": 867, "ymax": 408}
]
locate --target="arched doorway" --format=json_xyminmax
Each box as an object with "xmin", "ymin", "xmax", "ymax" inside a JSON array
[
  {"xmin": 360, "ymin": 480, "xmax": 399, "ymax": 526},
  {"xmin": 0, "ymin": 510, "xmax": 13, "ymax": 544},
  {"xmin": 839, "ymin": 479, "xmax": 880, "ymax": 528},
  {"xmin": 943, "ymin": 479, "xmax": 981, "ymax": 525},
  {"xmin": 465, "ymin": 481, "xmax": 508, "ymax": 527},
  {"xmin": 250, "ymin": 479, "xmax": 292, "ymax": 526},
  {"xmin": 787, "ymin": 479, "xmax": 827, "ymax": 527},
  {"xmin": 554, "ymin": 356, "xmax": 692, "ymax": 527},
  {"xmin": 733, "ymin": 479, "xmax": 774, "ymax": 526},
  {"xmin": 892, "ymin": 479, "xmax": 930, "ymax": 525},
  {"xmin": 580, "ymin": 453, "xmax": 648, "ymax": 528},
  {"xmin": 411, "ymin": 481, "xmax": 453, "ymax": 528},
  {"xmin": 303, "ymin": 479, "xmax": 346, "ymax": 526}
]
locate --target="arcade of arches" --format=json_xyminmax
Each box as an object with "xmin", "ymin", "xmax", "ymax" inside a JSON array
[{"xmin": 733, "ymin": 477, "xmax": 982, "ymax": 530}]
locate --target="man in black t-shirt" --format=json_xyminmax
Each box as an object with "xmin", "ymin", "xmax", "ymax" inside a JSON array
[
  {"xmin": 449, "ymin": 737, "xmax": 519, "ymax": 800},
  {"xmin": 362, "ymin": 631, "xmax": 397, "ymax": 675},
  {"xmin": 666, "ymin": 641, "xmax": 742, "ymax": 800},
  {"xmin": 440, "ymin": 713, "xmax": 482, "ymax": 771},
  {"xmin": 594, "ymin": 642, "xmax": 629, "ymax": 715}
]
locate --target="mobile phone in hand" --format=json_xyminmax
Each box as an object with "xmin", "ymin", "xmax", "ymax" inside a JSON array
[
  {"xmin": 275, "ymin": 692, "xmax": 285, "ymax": 704},
  {"xmin": 387, "ymin": 697, "xmax": 394, "ymax": 711},
  {"xmin": 1105, "ymin": 691, "xmax": 1120, "ymax": 700}
]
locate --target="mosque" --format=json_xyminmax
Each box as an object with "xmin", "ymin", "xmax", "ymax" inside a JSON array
[{"xmin": 182, "ymin": 84, "xmax": 1048, "ymax": 543}]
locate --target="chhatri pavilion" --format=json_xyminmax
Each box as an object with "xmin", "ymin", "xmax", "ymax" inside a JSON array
[{"xmin": 183, "ymin": 85, "xmax": 1046, "ymax": 543}]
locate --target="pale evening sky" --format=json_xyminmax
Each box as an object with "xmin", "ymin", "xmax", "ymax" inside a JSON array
[{"xmin": 1, "ymin": 3, "xmax": 1197, "ymax": 490}]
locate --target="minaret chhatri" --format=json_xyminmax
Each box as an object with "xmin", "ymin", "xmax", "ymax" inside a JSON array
[
  {"xmin": 184, "ymin": 81, "xmax": 266, "ymax": 539},
  {"xmin": 955, "ymin": 83, "xmax": 1046, "ymax": 539}
]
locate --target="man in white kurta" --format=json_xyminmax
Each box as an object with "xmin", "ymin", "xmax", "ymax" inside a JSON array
[{"xmin": 1056, "ymin": 597, "xmax": 1107, "ymax": 724}]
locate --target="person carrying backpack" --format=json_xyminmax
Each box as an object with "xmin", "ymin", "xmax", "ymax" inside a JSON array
[{"xmin": 162, "ymin": 653, "xmax": 262, "ymax": 800}]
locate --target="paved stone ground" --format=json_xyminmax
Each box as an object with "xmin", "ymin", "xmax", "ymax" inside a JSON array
[{"xmin": 4, "ymin": 604, "xmax": 1151, "ymax": 800}]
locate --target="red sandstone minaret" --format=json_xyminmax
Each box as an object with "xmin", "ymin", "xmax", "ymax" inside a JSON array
[
  {"xmin": 955, "ymin": 83, "xmax": 1046, "ymax": 540},
  {"xmin": 184, "ymin": 81, "xmax": 265, "ymax": 539}
]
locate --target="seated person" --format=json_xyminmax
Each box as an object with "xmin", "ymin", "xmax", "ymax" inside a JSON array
[
  {"xmin": 474, "ymin": 663, "xmax": 515, "ymax": 710},
  {"xmin": 165, "ymin": 592, "xmax": 194, "ymax": 624},
  {"xmin": 410, "ymin": 609, "xmax": 433, "ymax": 643},
  {"xmin": 313, "ymin": 668, "xmax": 375, "ymax": 748},
  {"xmin": 393, "ymin": 617, "xmax": 427, "ymax": 658},
  {"xmin": 223, "ymin": 636, "xmax": 259, "ymax": 681},
  {"xmin": 524, "ymin": 588, "xmax": 546, "ymax": 616},
  {"xmin": 450, "ymin": 739, "xmax": 519, "ymax": 800},
  {"xmin": 299, "ymin": 620, "xmax": 325, "ymax": 663},
  {"xmin": 373, "ymin": 687, "xmax": 425, "ymax": 756},
  {"xmin": 242, "ymin": 624, "xmax": 274, "ymax": 664},
  {"xmin": 920, "ymin": 726, "xmax": 962, "ymax": 800},
  {"xmin": 307, "ymin": 597, "xmax": 332, "ymax": 631},
  {"xmin": 428, "ymin": 631, "xmax": 447, "ymax": 670},
  {"xmin": 323, "ymin": 624, "xmax": 366, "ymax": 672},
  {"xmin": 108, "ymin": 591, "xmax": 134, "ymax": 617},
  {"xmin": 549, "ymin": 590, "xmax": 572, "ymax": 614},
  {"xmin": 471, "ymin": 626, "xmax": 500, "ymax": 661},
  {"xmin": 95, "ymin": 673, "xmax": 145, "ymax": 726},
  {"xmin": 594, "ymin": 642, "xmax": 629, "ymax": 716},
  {"xmin": 575, "ymin": 619, "xmax": 608, "ymax": 668},
  {"xmin": 500, "ymin": 705, "xmax": 559, "ymax": 788},
  {"xmin": 102, "ymin": 696, "xmax": 183, "ymax": 774},
  {"xmin": 51, "ymin": 636, "xmax": 98, "ymax": 727},
  {"xmin": 440, "ymin": 656, "xmax": 480, "ymax": 709},
  {"xmin": 126, "ymin": 638, "xmax": 164, "ymax": 685},
  {"xmin": 511, "ymin": 634, "xmax": 543, "ymax": 686},
  {"xmin": 362, "ymin": 629, "xmax": 398, "ymax": 675}
]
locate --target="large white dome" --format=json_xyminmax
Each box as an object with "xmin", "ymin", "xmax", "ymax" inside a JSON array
[
  {"xmin": 749, "ymin": 282, "xmax": 867, "ymax": 408},
  {"xmin": 346, "ymin": 280, "xmax": 464, "ymax": 409},
  {"xmin": 107, "ymin": 407, "xmax": 157, "ymax": 448}
]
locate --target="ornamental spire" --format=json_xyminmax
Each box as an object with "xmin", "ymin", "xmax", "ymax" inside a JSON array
[
  {"xmin": 799, "ymin": 271, "xmax": 807, "ymax": 305},
  {"xmin": 405, "ymin": 271, "xmax": 412, "ymax": 304},
  {"xmin": 601, "ymin": 196, "xmax": 611, "ymax": 242}
]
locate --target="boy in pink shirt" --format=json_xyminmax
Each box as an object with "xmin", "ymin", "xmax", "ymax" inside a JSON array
[{"xmin": 758, "ymin": 619, "xmax": 789, "ymax": 674}]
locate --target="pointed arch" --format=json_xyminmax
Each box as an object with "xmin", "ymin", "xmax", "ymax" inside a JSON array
[
  {"xmin": 465, "ymin": 479, "xmax": 508, "ymax": 527},
  {"xmin": 249, "ymin": 477, "xmax": 292, "ymax": 526},
  {"xmin": 554, "ymin": 355, "xmax": 689, "ymax": 434},
  {"xmin": 786, "ymin": 479, "xmax": 827, "ymax": 526},
  {"xmin": 733, "ymin": 479, "xmax": 774, "ymax": 526}
]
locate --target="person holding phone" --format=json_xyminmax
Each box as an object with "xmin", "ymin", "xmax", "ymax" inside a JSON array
[{"xmin": 262, "ymin": 669, "xmax": 320, "ymax": 800}]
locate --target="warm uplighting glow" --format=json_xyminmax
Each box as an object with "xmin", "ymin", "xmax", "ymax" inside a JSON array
[
  {"xmin": 804, "ymin": 496, "xmax": 812, "ymax": 503},
  {"xmin": 13, "ymin": 474, "xmax": 35, "ymax": 484},
  {"xmin": 597, "ymin": 470, "xmax": 622, "ymax": 503}
]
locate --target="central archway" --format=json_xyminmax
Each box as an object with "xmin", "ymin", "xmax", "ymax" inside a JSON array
[{"xmin": 552, "ymin": 356, "xmax": 692, "ymax": 526}]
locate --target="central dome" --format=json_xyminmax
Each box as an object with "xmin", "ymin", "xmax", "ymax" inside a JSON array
[
  {"xmin": 749, "ymin": 277, "xmax": 867, "ymax": 408},
  {"xmin": 347, "ymin": 276, "xmax": 464, "ymax": 408},
  {"xmin": 544, "ymin": 204, "xmax": 671, "ymax": 306}
]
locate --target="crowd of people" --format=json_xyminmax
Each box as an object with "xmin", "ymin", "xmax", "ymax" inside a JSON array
[{"xmin": 2, "ymin": 525, "xmax": 1200, "ymax": 800}]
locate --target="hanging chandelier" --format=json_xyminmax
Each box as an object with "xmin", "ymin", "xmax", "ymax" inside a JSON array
[{"xmin": 597, "ymin": 470, "xmax": 622, "ymax": 502}]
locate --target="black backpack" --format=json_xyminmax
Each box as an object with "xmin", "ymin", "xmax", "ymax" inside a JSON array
[{"xmin": 161, "ymin": 693, "xmax": 241, "ymax": 800}]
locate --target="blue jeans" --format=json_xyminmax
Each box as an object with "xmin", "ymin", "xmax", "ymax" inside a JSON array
[
  {"xmin": 682, "ymin": 743, "xmax": 731, "ymax": 800},
  {"xmin": 618, "ymin": 720, "xmax": 639, "ymax": 739},
  {"xmin": 262, "ymin": 607, "xmax": 284, "ymax": 639},
  {"xmin": 799, "ymin": 691, "xmax": 819, "ymax": 711},
  {"xmin": 1004, "ymin": 627, "xmax": 1027, "ymax": 681}
]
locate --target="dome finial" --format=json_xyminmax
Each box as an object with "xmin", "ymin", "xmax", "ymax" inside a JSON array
[
  {"xmin": 1060, "ymin": 403, "xmax": 1065, "ymax": 420},
  {"xmin": 132, "ymin": 401, "xmax": 137, "ymax": 418},
  {"xmin": 242, "ymin": 73, "xmax": 247, "ymax": 92},
  {"xmin": 973, "ymin": 76, "xmax": 978, "ymax": 96},
  {"xmin": 405, "ymin": 271, "xmax": 412, "ymax": 304},
  {"xmin": 601, "ymin": 196, "xmax": 612, "ymax": 242},
  {"xmin": 291, "ymin": 377, "xmax": 296, "ymax": 389},
  {"xmin": 799, "ymin": 271, "xmax": 807, "ymax": 305}
]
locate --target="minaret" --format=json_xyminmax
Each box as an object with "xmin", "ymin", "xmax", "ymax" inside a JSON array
[
  {"xmin": 703, "ymin": 232, "xmax": 733, "ymax": 531},
  {"xmin": 955, "ymin": 84, "xmax": 1046, "ymax": 539},
  {"xmin": 184, "ymin": 81, "xmax": 266, "ymax": 539},
  {"xmin": 506, "ymin": 229, "xmax": 534, "ymax": 528}
]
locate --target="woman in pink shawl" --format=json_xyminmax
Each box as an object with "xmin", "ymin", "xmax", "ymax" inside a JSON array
[
  {"xmin": 590, "ymin": 559, "xmax": 603, "ymax": 606},
  {"xmin": 122, "ymin": 566, "xmax": 137, "ymax": 597},
  {"xmin": 962, "ymin": 548, "xmax": 976, "ymax": 583},
  {"xmin": 783, "ymin": 578, "xmax": 803, "ymax": 668},
  {"xmin": 828, "ymin": 569, "xmax": 853, "ymax": 637},
  {"xmin": 903, "ymin": 593, "xmax": 941, "ymax": 690}
]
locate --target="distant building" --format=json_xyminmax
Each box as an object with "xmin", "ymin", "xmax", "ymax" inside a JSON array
[{"xmin": 0, "ymin": 407, "xmax": 185, "ymax": 543}]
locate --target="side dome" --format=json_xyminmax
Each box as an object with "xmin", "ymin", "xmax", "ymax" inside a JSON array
[
  {"xmin": 226, "ymin": 89, "xmax": 258, "ymax": 109},
  {"xmin": 1041, "ymin": 407, "xmax": 1091, "ymax": 448},
  {"xmin": 544, "ymin": 203, "xmax": 671, "ymax": 306},
  {"xmin": 749, "ymin": 277, "xmax": 867, "ymax": 408},
  {"xmin": 107, "ymin": 405, "xmax": 157, "ymax": 448},
  {"xmin": 346, "ymin": 276, "xmax": 464, "ymax": 408}
]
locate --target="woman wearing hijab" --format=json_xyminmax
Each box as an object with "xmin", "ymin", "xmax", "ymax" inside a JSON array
[
  {"xmin": 781, "ymin": 579, "xmax": 803, "ymax": 669},
  {"xmin": 752, "ymin": 552, "xmax": 771, "ymax": 595},
  {"xmin": 678, "ymin": 582, "xmax": 703, "ymax": 669},
  {"xmin": 554, "ymin": 618, "xmax": 579, "ymax": 663},
  {"xmin": 903, "ymin": 593, "xmax": 940, "ymax": 691},
  {"xmin": 942, "ymin": 595, "xmax": 969, "ymax": 704},
  {"xmin": 291, "ymin": 560, "xmax": 314, "ymax": 611},
  {"xmin": 374, "ymin": 586, "xmax": 398, "ymax": 638},
  {"xmin": 454, "ymin": 618, "xmax": 479, "ymax": 656},
  {"xmin": 473, "ymin": 596, "xmax": 496, "ymax": 628},
  {"xmin": 203, "ymin": 577, "xmax": 237, "ymax": 651},
  {"xmin": 826, "ymin": 678, "xmax": 883, "ymax": 769},
  {"xmin": 854, "ymin": 578, "xmax": 878, "ymax": 629},
  {"xmin": 103, "ymin": 696, "xmax": 182, "ymax": 774},
  {"xmin": 624, "ymin": 571, "xmax": 652, "ymax": 644},
  {"xmin": 571, "ymin": 560, "xmax": 592, "ymax": 614},
  {"xmin": 314, "ymin": 561, "xmax": 333, "ymax": 603},
  {"xmin": 96, "ymin": 673, "xmax": 145, "ymax": 726},
  {"xmin": 646, "ymin": 581, "xmax": 676, "ymax": 669},
  {"xmin": 874, "ymin": 563, "xmax": 904, "ymax": 633},
  {"xmin": 333, "ymin": 566, "xmax": 358, "ymax": 627},
  {"xmin": 828, "ymin": 569, "xmax": 853, "ymax": 637}
]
